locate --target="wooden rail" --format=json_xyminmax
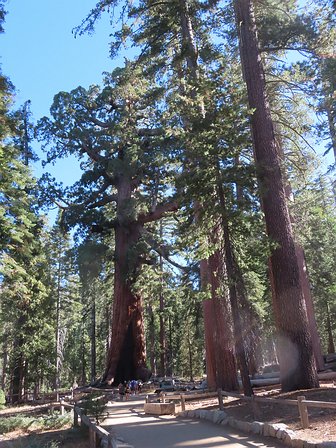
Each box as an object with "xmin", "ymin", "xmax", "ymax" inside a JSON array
[
  {"xmin": 221, "ymin": 391, "xmax": 336, "ymax": 429},
  {"xmin": 146, "ymin": 390, "xmax": 222, "ymax": 412},
  {"xmin": 152, "ymin": 389, "xmax": 336, "ymax": 429},
  {"xmin": 58, "ymin": 400, "xmax": 117, "ymax": 448},
  {"xmin": 76, "ymin": 407, "xmax": 117, "ymax": 448}
]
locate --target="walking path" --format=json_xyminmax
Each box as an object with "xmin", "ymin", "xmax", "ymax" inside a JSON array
[{"xmin": 101, "ymin": 395, "xmax": 285, "ymax": 448}]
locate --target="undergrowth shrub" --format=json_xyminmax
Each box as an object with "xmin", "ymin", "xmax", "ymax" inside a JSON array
[
  {"xmin": 80, "ymin": 392, "xmax": 108, "ymax": 424},
  {"xmin": 11, "ymin": 440, "xmax": 60, "ymax": 448},
  {"xmin": 0, "ymin": 412, "xmax": 71, "ymax": 434}
]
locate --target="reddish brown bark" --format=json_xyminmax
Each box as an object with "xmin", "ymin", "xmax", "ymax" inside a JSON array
[
  {"xmin": 103, "ymin": 174, "xmax": 149, "ymax": 384},
  {"xmin": 278, "ymin": 136, "xmax": 323, "ymax": 371},
  {"xmin": 104, "ymin": 174, "xmax": 177, "ymax": 384},
  {"xmin": 295, "ymin": 244, "xmax": 324, "ymax": 371},
  {"xmin": 207, "ymin": 249, "xmax": 239, "ymax": 391},
  {"xmin": 234, "ymin": 0, "xmax": 319, "ymax": 391},
  {"xmin": 202, "ymin": 298, "xmax": 217, "ymax": 390}
]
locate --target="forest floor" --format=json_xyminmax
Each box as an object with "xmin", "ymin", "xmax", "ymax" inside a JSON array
[
  {"xmin": 0, "ymin": 426, "xmax": 89, "ymax": 447},
  {"xmin": 189, "ymin": 381, "xmax": 336, "ymax": 443},
  {"xmin": 0, "ymin": 382, "xmax": 335, "ymax": 446}
]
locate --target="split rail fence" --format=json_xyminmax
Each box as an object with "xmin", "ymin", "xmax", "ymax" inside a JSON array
[
  {"xmin": 148, "ymin": 389, "xmax": 336, "ymax": 429},
  {"xmin": 59, "ymin": 399, "xmax": 118, "ymax": 448}
]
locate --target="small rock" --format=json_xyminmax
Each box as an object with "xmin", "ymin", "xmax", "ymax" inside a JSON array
[
  {"xmin": 251, "ymin": 421, "xmax": 264, "ymax": 434},
  {"xmin": 212, "ymin": 410, "xmax": 227, "ymax": 424},
  {"xmin": 291, "ymin": 438, "xmax": 305, "ymax": 448},
  {"xmin": 316, "ymin": 443, "xmax": 336, "ymax": 448},
  {"xmin": 303, "ymin": 441, "xmax": 317, "ymax": 448},
  {"xmin": 282, "ymin": 430, "xmax": 297, "ymax": 446},
  {"xmin": 262, "ymin": 423, "xmax": 272, "ymax": 437},
  {"xmin": 236, "ymin": 421, "xmax": 252, "ymax": 433}
]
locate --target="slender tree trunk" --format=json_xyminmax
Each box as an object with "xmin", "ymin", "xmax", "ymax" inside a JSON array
[
  {"xmin": 178, "ymin": 0, "xmax": 234, "ymax": 390},
  {"xmin": 81, "ymin": 314, "xmax": 87, "ymax": 386},
  {"xmin": 1, "ymin": 334, "xmax": 8, "ymax": 390},
  {"xmin": 147, "ymin": 305, "xmax": 156, "ymax": 375},
  {"xmin": 91, "ymin": 294, "xmax": 96, "ymax": 383},
  {"xmin": 201, "ymin": 255, "xmax": 218, "ymax": 391},
  {"xmin": 55, "ymin": 260, "xmax": 62, "ymax": 391},
  {"xmin": 159, "ymin": 227, "xmax": 167, "ymax": 376},
  {"xmin": 215, "ymin": 179, "xmax": 253, "ymax": 396},
  {"xmin": 234, "ymin": 0, "xmax": 318, "ymax": 391},
  {"xmin": 11, "ymin": 351, "xmax": 24, "ymax": 403},
  {"xmin": 167, "ymin": 315, "xmax": 173, "ymax": 376},
  {"xmin": 187, "ymin": 327, "xmax": 194, "ymax": 381},
  {"xmin": 207, "ymin": 246, "xmax": 239, "ymax": 391},
  {"xmin": 326, "ymin": 302, "xmax": 335, "ymax": 354}
]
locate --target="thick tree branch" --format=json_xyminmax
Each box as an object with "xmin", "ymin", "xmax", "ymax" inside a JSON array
[
  {"xmin": 137, "ymin": 201, "xmax": 179, "ymax": 224},
  {"xmin": 90, "ymin": 116, "xmax": 111, "ymax": 128},
  {"xmin": 87, "ymin": 194, "xmax": 118, "ymax": 209},
  {"xmin": 153, "ymin": 246, "xmax": 189, "ymax": 272},
  {"xmin": 137, "ymin": 128, "xmax": 163, "ymax": 137},
  {"xmin": 82, "ymin": 142, "xmax": 106, "ymax": 162}
]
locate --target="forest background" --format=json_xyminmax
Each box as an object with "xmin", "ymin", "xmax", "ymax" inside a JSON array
[{"xmin": 0, "ymin": 0, "xmax": 335, "ymax": 402}]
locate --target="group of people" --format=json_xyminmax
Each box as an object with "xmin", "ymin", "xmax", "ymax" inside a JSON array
[{"xmin": 118, "ymin": 379, "xmax": 143, "ymax": 401}]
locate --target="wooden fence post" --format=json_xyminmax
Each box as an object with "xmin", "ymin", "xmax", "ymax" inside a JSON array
[
  {"xmin": 181, "ymin": 394, "xmax": 186, "ymax": 411},
  {"xmin": 89, "ymin": 426, "xmax": 97, "ymax": 448},
  {"xmin": 217, "ymin": 389, "xmax": 224, "ymax": 411},
  {"xmin": 60, "ymin": 403, "xmax": 64, "ymax": 416},
  {"xmin": 145, "ymin": 395, "xmax": 149, "ymax": 403},
  {"xmin": 74, "ymin": 407, "xmax": 79, "ymax": 427},
  {"xmin": 108, "ymin": 433, "xmax": 117, "ymax": 448},
  {"xmin": 298, "ymin": 396, "xmax": 309, "ymax": 429},
  {"xmin": 252, "ymin": 395, "xmax": 261, "ymax": 420}
]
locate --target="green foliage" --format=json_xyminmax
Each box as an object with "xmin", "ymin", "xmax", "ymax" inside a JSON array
[
  {"xmin": 0, "ymin": 412, "xmax": 71, "ymax": 434},
  {"xmin": 80, "ymin": 392, "xmax": 108, "ymax": 424}
]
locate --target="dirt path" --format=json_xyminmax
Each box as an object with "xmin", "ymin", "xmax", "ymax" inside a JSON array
[{"xmin": 101, "ymin": 395, "xmax": 286, "ymax": 448}]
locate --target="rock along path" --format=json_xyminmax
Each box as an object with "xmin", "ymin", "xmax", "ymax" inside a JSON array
[{"xmin": 101, "ymin": 395, "xmax": 285, "ymax": 448}]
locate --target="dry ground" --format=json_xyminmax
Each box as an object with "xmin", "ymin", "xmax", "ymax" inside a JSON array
[
  {"xmin": 0, "ymin": 426, "xmax": 89, "ymax": 448},
  {"xmin": 188, "ymin": 382, "xmax": 336, "ymax": 443},
  {"xmin": 1, "ymin": 384, "xmax": 335, "ymax": 446}
]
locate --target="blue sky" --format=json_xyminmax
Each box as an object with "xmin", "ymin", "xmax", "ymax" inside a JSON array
[
  {"xmin": 1, "ymin": 0, "xmax": 334, "ymax": 194},
  {"xmin": 1, "ymin": 0, "xmax": 119, "ymax": 184}
]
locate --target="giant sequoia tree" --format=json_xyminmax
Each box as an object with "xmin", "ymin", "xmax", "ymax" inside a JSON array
[{"xmin": 38, "ymin": 66, "xmax": 177, "ymax": 384}]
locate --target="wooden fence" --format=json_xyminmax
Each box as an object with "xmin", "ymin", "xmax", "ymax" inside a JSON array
[
  {"xmin": 217, "ymin": 390, "xmax": 336, "ymax": 429},
  {"xmin": 60, "ymin": 400, "xmax": 118, "ymax": 448},
  {"xmin": 149, "ymin": 389, "xmax": 336, "ymax": 429}
]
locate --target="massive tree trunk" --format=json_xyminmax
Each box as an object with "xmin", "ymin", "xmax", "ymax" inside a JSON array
[
  {"xmin": 276, "ymin": 132, "xmax": 324, "ymax": 371},
  {"xmin": 234, "ymin": 0, "xmax": 319, "ymax": 391},
  {"xmin": 104, "ymin": 219, "xmax": 149, "ymax": 384},
  {"xmin": 103, "ymin": 177, "xmax": 177, "ymax": 384}
]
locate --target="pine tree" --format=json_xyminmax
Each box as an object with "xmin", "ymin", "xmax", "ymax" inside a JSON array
[{"xmin": 233, "ymin": 0, "xmax": 319, "ymax": 391}]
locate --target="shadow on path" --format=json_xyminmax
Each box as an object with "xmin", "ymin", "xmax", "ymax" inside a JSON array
[{"xmin": 102, "ymin": 396, "xmax": 286, "ymax": 448}]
